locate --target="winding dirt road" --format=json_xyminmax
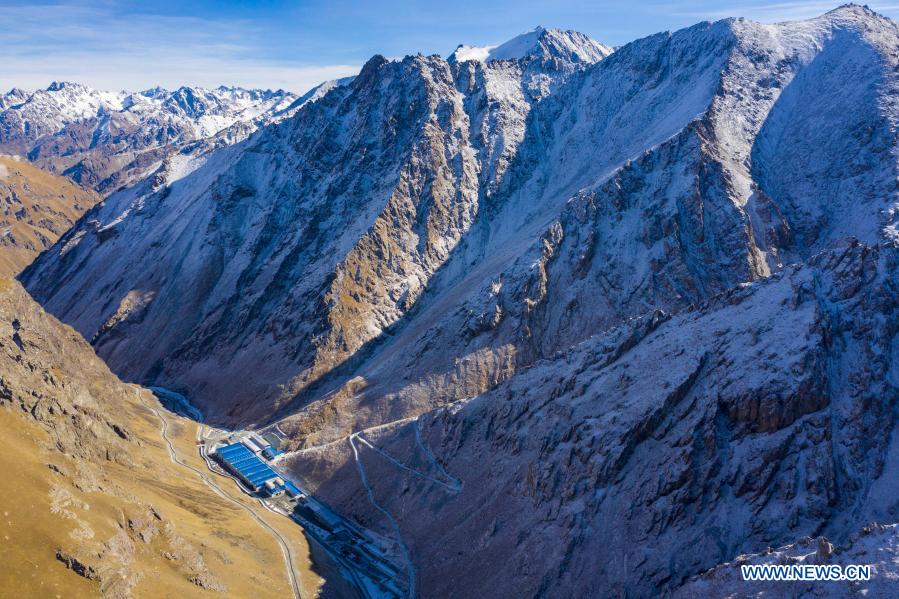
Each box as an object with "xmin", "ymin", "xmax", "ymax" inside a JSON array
[{"xmin": 135, "ymin": 388, "xmax": 303, "ymax": 599}]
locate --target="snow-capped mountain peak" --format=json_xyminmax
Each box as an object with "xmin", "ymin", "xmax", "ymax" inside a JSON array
[
  {"xmin": 0, "ymin": 87, "xmax": 29, "ymax": 110},
  {"xmin": 450, "ymin": 26, "xmax": 612, "ymax": 65},
  {"xmin": 46, "ymin": 80, "xmax": 81, "ymax": 92}
]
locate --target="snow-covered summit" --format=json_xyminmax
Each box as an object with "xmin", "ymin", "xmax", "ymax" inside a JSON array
[
  {"xmin": 450, "ymin": 26, "xmax": 612, "ymax": 65},
  {"xmin": 4, "ymin": 81, "xmax": 128, "ymax": 133}
]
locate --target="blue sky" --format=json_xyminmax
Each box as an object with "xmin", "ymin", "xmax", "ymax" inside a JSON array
[{"xmin": 2, "ymin": 1, "xmax": 899, "ymax": 93}]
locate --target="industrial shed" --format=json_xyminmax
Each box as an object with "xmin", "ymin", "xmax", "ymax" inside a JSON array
[{"xmin": 214, "ymin": 442, "xmax": 279, "ymax": 492}]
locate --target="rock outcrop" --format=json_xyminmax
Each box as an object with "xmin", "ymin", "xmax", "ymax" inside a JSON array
[{"xmin": 286, "ymin": 240, "xmax": 899, "ymax": 597}]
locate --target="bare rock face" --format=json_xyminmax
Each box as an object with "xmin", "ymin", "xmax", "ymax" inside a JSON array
[
  {"xmin": 21, "ymin": 36, "xmax": 609, "ymax": 424},
  {"xmin": 56, "ymin": 549, "xmax": 99, "ymax": 581},
  {"xmin": 274, "ymin": 5, "xmax": 899, "ymax": 446},
  {"xmin": 24, "ymin": 9, "xmax": 899, "ymax": 437}
]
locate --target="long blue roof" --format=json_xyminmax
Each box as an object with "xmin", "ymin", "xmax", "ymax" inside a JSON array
[
  {"xmin": 215, "ymin": 442, "xmax": 278, "ymax": 488},
  {"xmin": 229, "ymin": 455, "xmax": 260, "ymax": 469},
  {"xmin": 218, "ymin": 443, "xmax": 252, "ymax": 457}
]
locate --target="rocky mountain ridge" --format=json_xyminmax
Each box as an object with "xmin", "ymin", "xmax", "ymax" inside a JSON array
[
  {"xmin": 285, "ymin": 238, "xmax": 899, "ymax": 596},
  {"xmin": 450, "ymin": 25, "xmax": 613, "ymax": 65},
  {"xmin": 27, "ymin": 6, "xmax": 897, "ymax": 432},
  {"xmin": 22, "ymin": 26, "xmax": 611, "ymax": 423}
]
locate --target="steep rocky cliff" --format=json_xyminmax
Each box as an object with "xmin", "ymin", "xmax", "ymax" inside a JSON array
[
  {"xmin": 271, "ymin": 5, "xmax": 899, "ymax": 445},
  {"xmin": 26, "ymin": 9, "xmax": 899, "ymax": 438},
  {"xmin": 22, "ymin": 27, "xmax": 610, "ymax": 424},
  {"xmin": 285, "ymin": 240, "xmax": 899, "ymax": 596}
]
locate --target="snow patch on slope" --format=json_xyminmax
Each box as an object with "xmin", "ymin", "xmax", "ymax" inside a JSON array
[
  {"xmin": 162, "ymin": 153, "xmax": 209, "ymax": 186},
  {"xmin": 452, "ymin": 44, "xmax": 497, "ymax": 63},
  {"xmin": 489, "ymin": 26, "xmax": 549, "ymax": 60}
]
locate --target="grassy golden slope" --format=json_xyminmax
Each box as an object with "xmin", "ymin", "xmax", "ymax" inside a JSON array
[
  {"xmin": 0, "ymin": 155, "xmax": 100, "ymax": 276},
  {"xmin": 0, "ymin": 278, "xmax": 333, "ymax": 598}
]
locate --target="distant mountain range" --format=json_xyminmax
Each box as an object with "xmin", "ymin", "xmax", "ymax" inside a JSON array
[
  {"xmin": 0, "ymin": 82, "xmax": 301, "ymax": 194},
  {"xmin": 13, "ymin": 6, "xmax": 899, "ymax": 597}
]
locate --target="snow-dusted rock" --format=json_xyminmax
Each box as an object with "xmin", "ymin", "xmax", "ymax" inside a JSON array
[
  {"xmin": 22, "ymin": 27, "xmax": 609, "ymax": 423},
  {"xmin": 269, "ymin": 5, "xmax": 899, "ymax": 447},
  {"xmin": 23, "ymin": 7, "xmax": 898, "ymax": 426},
  {"xmin": 286, "ymin": 240, "xmax": 899, "ymax": 597},
  {"xmin": 450, "ymin": 26, "xmax": 612, "ymax": 65}
]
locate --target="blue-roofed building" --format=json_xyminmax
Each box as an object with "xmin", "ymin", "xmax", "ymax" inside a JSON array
[
  {"xmin": 264, "ymin": 480, "xmax": 287, "ymax": 497},
  {"xmin": 214, "ymin": 442, "xmax": 280, "ymax": 492}
]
